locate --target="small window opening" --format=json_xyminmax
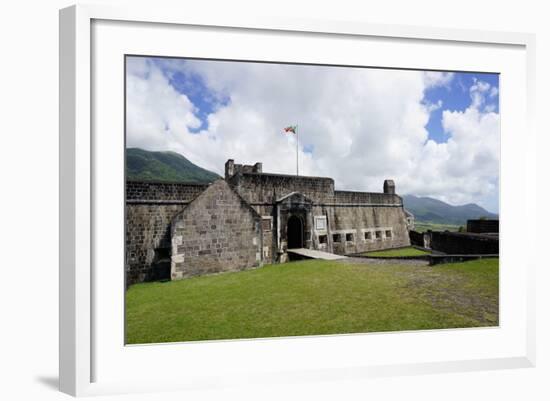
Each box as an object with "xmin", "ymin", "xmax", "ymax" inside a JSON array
[{"xmin": 262, "ymin": 218, "xmax": 272, "ymax": 231}]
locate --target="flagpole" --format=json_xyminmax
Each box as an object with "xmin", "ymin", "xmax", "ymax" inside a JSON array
[{"xmin": 296, "ymin": 125, "xmax": 299, "ymax": 176}]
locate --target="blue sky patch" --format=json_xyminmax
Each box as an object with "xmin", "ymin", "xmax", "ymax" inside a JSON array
[
  {"xmin": 423, "ymin": 72, "xmax": 499, "ymax": 144},
  {"xmin": 153, "ymin": 59, "xmax": 230, "ymax": 133},
  {"xmin": 303, "ymin": 144, "xmax": 315, "ymax": 154}
]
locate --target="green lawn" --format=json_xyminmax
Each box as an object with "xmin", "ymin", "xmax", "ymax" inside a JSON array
[
  {"xmin": 364, "ymin": 246, "xmax": 430, "ymax": 257},
  {"xmin": 126, "ymin": 258, "xmax": 499, "ymax": 344}
]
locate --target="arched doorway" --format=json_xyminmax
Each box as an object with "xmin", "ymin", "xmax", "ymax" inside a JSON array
[{"xmin": 287, "ymin": 215, "xmax": 304, "ymax": 249}]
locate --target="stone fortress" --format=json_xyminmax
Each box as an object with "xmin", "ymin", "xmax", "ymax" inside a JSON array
[{"xmin": 126, "ymin": 160, "xmax": 412, "ymax": 285}]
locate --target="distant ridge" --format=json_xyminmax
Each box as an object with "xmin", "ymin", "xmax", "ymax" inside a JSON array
[
  {"xmin": 402, "ymin": 194, "xmax": 498, "ymax": 225},
  {"xmin": 126, "ymin": 148, "xmax": 220, "ymax": 184}
]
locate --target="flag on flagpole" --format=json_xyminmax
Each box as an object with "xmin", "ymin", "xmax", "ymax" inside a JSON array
[{"xmin": 283, "ymin": 126, "xmax": 297, "ymax": 134}]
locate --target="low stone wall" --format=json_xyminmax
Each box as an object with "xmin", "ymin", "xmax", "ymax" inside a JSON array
[
  {"xmin": 429, "ymin": 254, "xmax": 498, "ymax": 265},
  {"xmin": 409, "ymin": 230, "xmax": 425, "ymax": 247},
  {"xmin": 467, "ymin": 219, "xmax": 499, "ymax": 234},
  {"xmin": 349, "ymin": 252, "xmax": 497, "ymax": 265},
  {"xmin": 415, "ymin": 230, "xmax": 499, "ymax": 255},
  {"xmin": 430, "ymin": 231, "xmax": 498, "ymax": 254}
]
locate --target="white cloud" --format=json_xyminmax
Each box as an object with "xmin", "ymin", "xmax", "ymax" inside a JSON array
[
  {"xmin": 415, "ymin": 78, "xmax": 500, "ymax": 208},
  {"xmin": 126, "ymin": 58, "xmax": 499, "ymax": 212},
  {"xmin": 423, "ymin": 71, "xmax": 455, "ymax": 88},
  {"xmin": 126, "ymin": 58, "xmax": 215, "ymax": 171},
  {"xmin": 424, "ymin": 99, "xmax": 443, "ymax": 113}
]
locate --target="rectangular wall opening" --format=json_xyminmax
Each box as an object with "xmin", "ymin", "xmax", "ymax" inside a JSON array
[{"xmin": 262, "ymin": 217, "xmax": 272, "ymax": 231}]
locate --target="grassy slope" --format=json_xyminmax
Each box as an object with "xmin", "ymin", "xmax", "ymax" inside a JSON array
[
  {"xmin": 364, "ymin": 247, "xmax": 430, "ymax": 257},
  {"xmin": 126, "ymin": 258, "xmax": 499, "ymax": 344}
]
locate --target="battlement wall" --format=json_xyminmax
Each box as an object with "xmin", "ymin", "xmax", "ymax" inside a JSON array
[
  {"xmin": 467, "ymin": 219, "xmax": 499, "ymax": 234},
  {"xmin": 409, "ymin": 230, "xmax": 499, "ymax": 255},
  {"xmin": 229, "ymin": 172, "xmax": 335, "ymax": 204},
  {"xmin": 126, "ymin": 180, "xmax": 208, "ymax": 202},
  {"xmin": 333, "ymin": 190, "xmax": 402, "ymax": 205}
]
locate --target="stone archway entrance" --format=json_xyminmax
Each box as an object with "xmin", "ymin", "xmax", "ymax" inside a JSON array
[
  {"xmin": 287, "ymin": 215, "xmax": 304, "ymax": 249},
  {"xmin": 275, "ymin": 192, "xmax": 313, "ymax": 261}
]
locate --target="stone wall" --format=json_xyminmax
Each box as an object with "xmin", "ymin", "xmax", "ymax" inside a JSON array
[
  {"xmin": 333, "ymin": 190, "xmax": 402, "ymax": 205},
  {"xmin": 228, "ymin": 172, "xmax": 335, "ymax": 204},
  {"xmin": 126, "ymin": 180, "xmax": 207, "ymax": 201},
  {"xmin": 423, "ymin": 231, "xmax": 499, "ymax": 255},
  {"xmin": 467, "ymin": 219, "xmax": 499, "ymax": 234},
  {"xmin": 126, "ymin": 204, "xmax": 184, "ymax": 285},
  {"xmin": 126, "ymin": 164, "xmax": 411, "ymax": 283},
  {"xmin": 170, "ymin": 180, "xmax": 263, "ymax": 279},
  {"xmin": 409, "ymin": 230, "xmax": 424, "ymax": 247},
  {"xmin": 322, "ymin": 205, "xmax": 410, "ymax": 255},
  {"xmin": 125, "ymin": 181, "xmax": 210, "ymax": 285}
]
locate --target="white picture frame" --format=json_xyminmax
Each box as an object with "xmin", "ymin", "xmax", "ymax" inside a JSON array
[{"xmin": 59, "ymin": 4, "xmax": 536, "ymax": 397}]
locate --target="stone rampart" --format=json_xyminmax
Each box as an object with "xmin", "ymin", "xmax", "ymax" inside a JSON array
[
  {"xmin": 126, "ymin": 180, "xmax": 208, "ymax": 202},
  {"xmin": 126, "ymin": 181, "xmax": 209, "ymax": 285},
  {"xmin": 467, "ymin": 219, "xmax": 499, "ymax": 234},
  {"xmin": 417, "ymin": 231, "xmax": 499, "ymax": 255},
  {"xmin": 170, "ymin": 180, "xmax": 263, "ymax": 279},
  {"xmin": 229, "ymin": 172, "xmax": 335, "ymax": 204},
  {"xmin": 333, "ymin": 190, "xmax": 402, "ymax": 205}
]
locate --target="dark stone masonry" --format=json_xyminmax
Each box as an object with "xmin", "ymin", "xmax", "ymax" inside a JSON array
[
  {"xmin": 170, "ymin": 180, "xmax": 263, "ymax": 280},
  {"xmin": 409, "ymin": 230, "xmax": 499, "ymax": 255},
  {"xmin": 467, "ymin": 219, "xmax": 499, "ymax": 234},
  {"xmin": 126, "ymin": 181, "xmax": 210, "ymax": 283},
  {"xmin": 126, "ymin": 159, "xmax": 413, "ymax": 285},
  {"xmin": 126, "ymin": 180, "xmax": 208, "ymax": 202}
]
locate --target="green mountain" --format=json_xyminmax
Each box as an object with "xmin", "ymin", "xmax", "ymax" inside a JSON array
[
  {"xmin": 126, "ymin": 148, "xmax": 220, "ymax": 183},
  {"xmin": 402, "ymin": 194, "xmax": 498, "ymax": 226}
]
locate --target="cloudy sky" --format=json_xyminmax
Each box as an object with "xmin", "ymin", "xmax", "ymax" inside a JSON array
[{"xmin": 126, "ymin": 56, "xmax": 500, "ymax": 213}]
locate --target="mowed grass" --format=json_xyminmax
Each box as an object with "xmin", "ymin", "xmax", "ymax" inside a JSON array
[
  {"xmin": 126, "ymin": 258, "xmax": 498, "ymax": 344},
  {"xmin": 364, "ymin": 246, "xmax": 431, "ymax": 257}
]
